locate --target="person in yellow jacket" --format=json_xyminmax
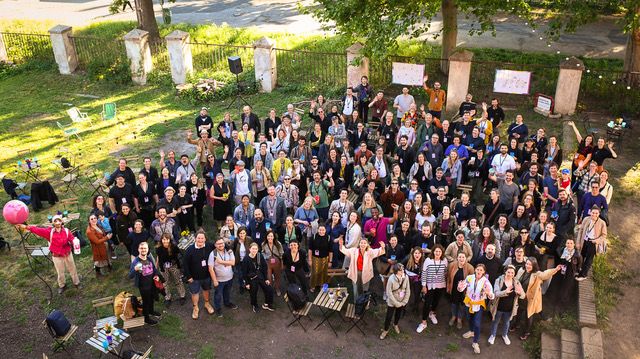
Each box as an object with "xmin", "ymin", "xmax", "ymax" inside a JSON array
[
  {"xmin": 271, "ymin": 150, "xmax": 292, "ymax": 184},
  {"xmin": 238, "ymin": 122, "xmax": 256, "ymax": 160},
  {"xmin": 517, "ymin": 257, "xmax": 561, "ymax": 340},
  {"xmin": 475, "ymin": 103, "xmax": 494, "ymax": 145}
]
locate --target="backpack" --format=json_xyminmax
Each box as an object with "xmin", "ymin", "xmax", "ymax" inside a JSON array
[
  {"xmin": 45, "ymin": 310, "xmax": 71, "ymax": 337},
  {"xmin": 355, "ymin": 292, "xmax": 372, "ymax": 316},
  {"xmin": 122, "ymin": 350, "xmax": 144, "ymax": 359},
  {"xmin": 114, "ymin": 291, "xmax": 137, "ymax": 320},
  {"xmin": 286, "ymin": 283, "xmax": 307, "ymax": 311},
  {"xmin": 60, "ymin": 157, "xmax": 71, "ymax": 169}
]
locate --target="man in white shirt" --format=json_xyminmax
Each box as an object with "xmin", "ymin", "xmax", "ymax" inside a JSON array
[
  {"xmin": 342, "ymin": 87, "xmax": 356, "ymax": 118},
  {"xmin": 175, "ymin": 154, "xmax": 199, "ymax": 185},
  {"xmin": 208, "ymin": 238, "xmax": 238, "ymax": 317},
  {"xmin": 393, "ymin": 87, "xmax": 415, "ymax": 124},
  {"xmin": 490, "ymin": 144, "xmax": 516, "ymax": 184},
  {"xmin": 329, "ymin": 189, "xmax": 355, "ymax": 227},
  {"xmin": 370, "ymin": 146, "xmax": 390, "ymax": 180},
  {"xmin": 231, "ymin": 160, "xmax": 251, "ymax": 204}
]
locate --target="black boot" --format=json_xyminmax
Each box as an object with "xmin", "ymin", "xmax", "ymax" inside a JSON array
[{"xmin": 95, "ymin": 266, "xmax": 102, "ymax": 278}]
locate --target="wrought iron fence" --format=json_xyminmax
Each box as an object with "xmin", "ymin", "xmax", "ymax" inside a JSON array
[
  {"xmin": 274, "ymin": 48, "xmax": 346, "ymax": 90},
  {"xmin": 70, "ymin": 35, "xmax": 127, "ymax": 70},
  {"xmin": 149, "ymin": 39, "xmax": 170, "ymax": 73},
  {"xmin": 578, "ymin": 68, "xmax": 640, "ymax": 114},
  {"xmin": 189, "ymin": 41, "xmax": 254, "ymax": 74},
  {"xmin": 0, "ymin": 32, "xmax": 53, "ymax": 64}
]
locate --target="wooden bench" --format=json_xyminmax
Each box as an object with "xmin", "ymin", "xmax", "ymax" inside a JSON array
[
  {"xmin": 346, "ymin": 191, "xmax": 359, "ymax": 204},
  {"xmin": 121, "ymin": 315, "xmax": 145, "ymax": 330},
  {"xmin": 132, "ymin": 345, "xmax": 153, "ymax": 359},
  {"xmin": 92, "ymin": 296, "xmax": 118, "ymax": 330}
]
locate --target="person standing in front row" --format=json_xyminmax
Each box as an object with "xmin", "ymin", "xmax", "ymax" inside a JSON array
[
  {"xmin": 16, "ymin": 216, "xmax": 81, "ymax": 294},
  {"xmin": 380, "ymin": 263, "xmax": 411, "ymax": 339},
  {"xmin": 340, "ymin": 237, "xmax": 386, "ymax": 301},
  {"xmin": 183, "ymin": 231, "xmax": 215, "ymax": 320},
  {"xmin": 129, "ymin": 242, "xmax": 163, "ymax": 325},
  {"xmin": 459, "ymin": 263, "xmax": 495, "ymax": 355},
  {"xmin": 208, "ymin": 237, "xmax": 238, "ymax": 317},
  {"xmin": 242, "ymin": 242, "xmax": 275, "ymax": 313}
]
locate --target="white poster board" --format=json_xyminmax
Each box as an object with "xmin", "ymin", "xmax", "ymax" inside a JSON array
[
  {"xmin": 392, "ymin": 62, "xmax": 425, "ymax": 86},
  {"xmin": 493, "ymin": 69, "xmax": 532, "ymax": 95},
  {"xmin": 536, "ymin": 95, "xmax": 553, "ymax": 112}
]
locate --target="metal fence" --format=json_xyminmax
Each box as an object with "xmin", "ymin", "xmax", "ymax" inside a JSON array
[
  {"xmin": 578, "ymin": 68, "xmax": 640, "ymax": 114},
  {"xmin": 274, "ymin": 48, "xmax": 346, "ymax": 89},
  {"xmin": 149, "ymin": 39, "xmax": 170, "ymax": 73},
  {"xmin": 70, "ymin": 35, "xmax": 127, "ymax": 70},
  {"xmin": 0, "ymin": 32, "xmax": 53, "ymax": 64},
  {"xmin": 189, "ymin": 41, "xmax": 254, "ymax": 73}
]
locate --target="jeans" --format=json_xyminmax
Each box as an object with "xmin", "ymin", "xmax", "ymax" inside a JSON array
[
  {"xmin": 352, "ymin": 271, "xmax": 370, "ymax": 301},
  {"xmin": 490, "ymin": 310, "xmax": 512, "ymax": 338},
  {"xmin": 451, "ymin": 302, "xmax": 465, "ymax": 319},
  {"xmin": 214, "ymin": 279, "xmax": 233, "ymax": 311},
  {"xmin": 467, "ymin": 310, "xmax": 483, "ymax": 343},
  {"xmin": 234, "ymin": 266, "xmax": 245, "ymax": 292}
]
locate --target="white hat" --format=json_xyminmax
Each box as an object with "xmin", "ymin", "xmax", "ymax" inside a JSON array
[{"xmin": 52, "ymin": 215, "xmax": 63, "ymax": 223}]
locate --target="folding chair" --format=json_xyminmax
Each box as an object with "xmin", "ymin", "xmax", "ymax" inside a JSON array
[
  {"xmin": 2, "ymin": 177, "xmax": 26, "ymax": 199},
  {"xmin": 579, "ymin": 113, "xmax": 599, "ymax": 136},
  {"xmin": 25, "ymin": 244, "xmax": 53, "ymax": 265},
  {"xmin": 91, "ymin": 296, "xmax": 118, "ymax": 330},
  {"xmin": 132, "ymin": 345, "xmax": 153, "ymax": 359},
  {"xmin": 283, "ymin": 293, "xmax": 313, "ymax": 332},
  {"xmin": 67, "ymin": 107, "xmax": 92, "ymax": 125},
  {"xmin": 43, "ymin": 319, "xmax": 79, "ymax": 354},
  {"xmin": 121, "ymin": 315, "xmax": 145, "ymax": 330},
  {"xmin": 87, "ymin": 170, "xmax": 109, "ymax": 198},
  {"xmin": 344, "ymin": 298, "xmax": 370, "ymax": 335},
  {"xmin": 101, "ymin": 102, "xmax": 117, "ymax": 121},
  {"xmin": 56, "ymin": 121, "xmax": 82, "ymax": 141},
  {"xmin": 124, "ymin": 155, "xmax": 141, "ymax": 174}
]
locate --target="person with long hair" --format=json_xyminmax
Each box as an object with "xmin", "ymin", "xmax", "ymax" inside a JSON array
[
  {"xmin": 134, "ymin": 172, "xmax": 158, "ymax": 232},
  {"xmin": 380, "ymin": 263, "xmax": 411, "ymax": 339},
  {"xmin": 529, "ymin": 211, "xmax": 549, "ymax": 242},
  {"xmin": 340, "ymin": 237, "xmax": 385, "ymax": 300},
  {"xmin": 404, "ymin": 247, "xmax": 425, "ymax": 311},
  {"xmin": 459, "ymin": 263, "xmax": 495, "ymax": 354},
  {"xmin": 473, "ymin": 226, "xmax": 502, "ymax": 264},
  {"xmin": 156, "ymin": 233, "xmax": 186, "ymax": 306},
  {"xmin": 576, "ymin": 206, "xmax": 607, "ymax": 281},
  {"xmin": 519, "ymin": 258, "xmax": 561, "ymax": 340},
  {"xmin": 242, "ymin": 242, "xmax": 275, "ymax": 313},
  {"xmin": 448, "ymin": 252, "xmax": 474, "ymax": 329},
  {"xmin": 250, "ymin": 159, "xmax": 272, "ymax": 205},
  {"xmin": 261, "ymin": 230, "xmax": 284, "ymax": 296},
  {"xmin": 233, "ymin": 227, "xmax": 253, "ymax": 294},
  {"xmin": 415, "ymin": 202, "xmax": 436, "ymax": 232},
  {"xmin": 511, "ymin": 228, "xmax": 536, "ymax": 258},
  {"xmin": 534, "ymin": 222, "xmax": 561, "ymax": 270},
  {"xmin": 283, "ymin": 241, "xmax": 310, "ymax": 294},
  {"xmin": 435, "ymin": 205, "xmax": 458, "ymax": 246},
  {"xmin": 327, "ymin": 211, "xmax": 346, "ymax": 268},
  {"xmin": 488, "ymin": 265, "xmax": 525, "ymax": 346},
  {"xmin": 492, "ymin": 215, "xmax": 514, "ymax": 260},
  {"xmin": 308, "ymin": 224, "xmax": 332, "ymax": 292},
  {"xmin": 397, "ymin": 200, "xmax": 417, "ymax": 229},
  {"xmin": 416, "ymin": 244, "xmax": 448, "ymax": 333},
  {"xmin": 567, "ymin": 121, "xmax": 594, "ymax": 181},
  {"xmin": 441, "ymin": 149, "xmax": 463, "ymax": 193},
  {"xmin": 279, "ymin": 215, "xmax": 303, "ymax": 247},
  {"xmin": 176, "ymin": 184, "xmax": 195, "ymax": 232},
  {"xmin": 87, "ymin": 213, "xmax": 112, "ymax": 277},
  {"xmin": 543, "ymin": 135, "xmax": 563, "ymax": 174},
  {"xmin": 116, "ymin": 203, "xmax": 138, "ymax": 254}
]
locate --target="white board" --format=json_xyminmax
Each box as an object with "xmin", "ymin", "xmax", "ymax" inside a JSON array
[
  {"xmin": 392, "ymin": 62, "xmax": 425, "ymax": 86},
  {"xmin": 493, "ymin": 69, "xmax": 532, "ymax": 95},
  {"xmin": 536, "ymin": 95, "xmax": 553, "ymax": 112}
]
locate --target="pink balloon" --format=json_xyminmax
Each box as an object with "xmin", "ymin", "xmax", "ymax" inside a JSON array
[{"xmin": 3, "ymin": 200, "xmax": 29, "ymax": 225}]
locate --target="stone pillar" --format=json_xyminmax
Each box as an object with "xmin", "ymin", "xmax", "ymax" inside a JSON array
[
  {"xmin": 554, "ymin": 57, "xmax": 584, "ymax": 115},
  {"xmin": 0, "ymin": 32, "xmax": 8, "ymax": 63},
  {"xmin": 123, "ymin": 29, "xmax": 152, "ymax": 85},
  {"xmin": 346, "ymin": 43, "xmax": 369, "ymax": 88},
  {"xmin": 445, "ymin": 49, "xmax": 474, "ymax": 113},
  {"xmin": 253, "ymin": 37, "xmax": 276, "ymax": 93},
  {"xmin": 166, "ymin": 30, "xmax": 193, "ymax": 85},
  {"xmin": 48, "ymin": 25, "xmax": 78, "ymax": 74}
]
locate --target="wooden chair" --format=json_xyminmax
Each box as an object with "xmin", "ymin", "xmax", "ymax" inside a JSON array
[
  {"xmin": 56, "ymin": 121, "xmax": 82, "ymax": 141},
  {"xmin": 87, "ymin": 170, "xmax": 109, "ymax": 197},
  {"xmin": 25, "ymin": 244, "xmax": 52, "ymax": 265},
  {"xmin": 283, "ymin": 293, "xmax": 313, "ymax": 332},
  {"xmin": 132, "ymin": 345, "xmax": 153, "ymax": 359},
  {"xmin": 60, "ymin": 197, "xmax": 80, "ymax": 213},
  {"xmin": 67, "ymin": 107, "xmax": 92, "ymax": 125},
  {"xmin": 344, "ymin": 298, "xmax": 370, "ymax": 335},
  {"xmin": 101, "ymin": 102, "xmax": 117, "ymax": 121},
  {"xmin": 121, "ymin": 315, "xmax": 145, "ymax": 330},
  {"xmin": 43, "ymin": 319, "xmax": 79, "ymax": 354},
  {"xmin": 92, "ymin": 296, "xmax": 118, "ymax": 330}
]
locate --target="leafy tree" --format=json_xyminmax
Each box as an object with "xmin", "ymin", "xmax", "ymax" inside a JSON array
[{"xmin": 109, "ymin": 0, "xmax": 175, "ymax": 42}]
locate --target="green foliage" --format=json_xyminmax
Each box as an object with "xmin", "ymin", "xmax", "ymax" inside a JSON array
[
  {"xmin": 197, "ymin": 344, "xmax": 216, "ymax": 359},
  {"xmin": 178, "ymin": 70, "xmax": 258, "ymax": 105},
  {"xmin": 86, "ymin": 55, "xmax": 131, "ymax": 85},
  {"xmin": 158, "ymin": 313, "xmax": 187, "ymax": 340}
]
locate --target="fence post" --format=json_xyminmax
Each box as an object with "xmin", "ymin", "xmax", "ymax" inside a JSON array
[
  {"xmin": 253, "ymin": 37, "xmax": 276, "ymax": 93},
  {"xmin": 48, "ymin": 25, "xmax": 78, "ymax": 74},
  {"xmin": 445, "ymin": 49, "xmax": 474, "ymax": 114},
  {"xmin": 123, "ymin": 29, "xmax": 152, "ymax": 85},
  {"xmin": 554, "ymin": 57, "xmax": 584, "ymax": 115},
  {"xmin": 166, "ymin": 30, "xmax": 193, "ymax": 85},
  {"xmin": 346, "ymin": 43, "xmax": 369, "ymax": 88},
  {"xmin": 0, "ymin": 32, "xmax": 8, "ymax": 63}
]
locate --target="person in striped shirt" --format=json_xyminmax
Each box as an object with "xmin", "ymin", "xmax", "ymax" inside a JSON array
[{"xmin": 416, "ymin": 244, "xmax": 448, "ymax": 333}]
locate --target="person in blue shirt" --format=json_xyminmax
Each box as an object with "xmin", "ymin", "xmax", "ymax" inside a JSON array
[
  {"xmin": 248, "ymin": 208, "xmax": 272, "ymax": 247},
  {"xmin": 507, "ymin": 114, "xmax": 529, "ymax": 146},
  {"xmin": 444, "ymin": 136, "xmax": 469, "ymax": 162}
]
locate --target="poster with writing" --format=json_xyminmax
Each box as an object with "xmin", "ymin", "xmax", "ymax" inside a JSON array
[
  {"xmin": 392, "ymin": 62, "xmax": 425, "ymax": 86},
  {"xmin": 493, "ymin": 69, "xmax": 532, "ymax": 95}
]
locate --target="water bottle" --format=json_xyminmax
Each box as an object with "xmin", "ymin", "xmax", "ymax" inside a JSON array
[
  {"xmin": 102, "ymin": 340, "xmax": 109, "ymax": 351},
  {"xmin": 73, "ymin": 237, "xmax": 81, "ymax": 255}
]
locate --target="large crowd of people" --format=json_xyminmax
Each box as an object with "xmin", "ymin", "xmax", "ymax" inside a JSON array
[{"xmin": 17, "ymin": 74, "xmax": 618, "ymax": 354}]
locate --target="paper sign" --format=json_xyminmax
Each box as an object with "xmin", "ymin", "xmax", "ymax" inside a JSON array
[
  {"xmin": 493, "ymin": 69, "xmax": 532, "ymax": 95},
  {"xmin": 392, "ymin": 62, "xmax": 425, "ymax": 86}
]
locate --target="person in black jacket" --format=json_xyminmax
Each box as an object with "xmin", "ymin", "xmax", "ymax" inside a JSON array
[
  {"xmin": 156, "ymin": 233, "xmax": 186, "ymax": 307},
  {"xmin": 378, "ymin": 235, "xmax": 406, "ymax": 277},
  {"xmin": 129, "ymin": 242, "xmax": 163, "ymax": 325},
  {"xmin": 242, "ymin": 242, "xmax": 275, "ymax": 312},
  {"xmin": 108, "ymin": 174, "xmax": 135, "ymax": 214},
  {"xmin": 282, "ymin": 241, "xmax": 310, "ymax": 295},
  {"xmin": 183, "ymin": 231, "xmax": 215, "ymax": 320},
  {"xmin": 107, "ymin": 159, "xmax": 136, "ymax": 188},
  {"xmin": 394, "ymin": 220, "xmax": 416, "ymax": 250},
  {"xmin": 412, "ymin": 225, "xmax": 440, "ymax": 256},
  {"xmin": 241, "ymin": 105, "xmax": 261, "ymax": 133},
  {"xmin": 195, "ymin": 107, "xmax": 213, "ymax": 136},
  {"xmin": 551, "ymin": 189, "xmax": 576, "ymax": 238}
]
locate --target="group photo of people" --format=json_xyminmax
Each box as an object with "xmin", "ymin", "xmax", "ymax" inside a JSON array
[{"xmin": 18, "ymin": 74, "xmax": 618, "ymax": 355}]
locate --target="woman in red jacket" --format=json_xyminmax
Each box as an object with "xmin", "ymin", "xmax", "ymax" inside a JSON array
[{"xmin": 86, "ymin": 213, "xmax": 112, "ymax": 277}]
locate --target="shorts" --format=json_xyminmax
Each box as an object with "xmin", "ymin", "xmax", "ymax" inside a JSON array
[{"xmin": 188, "ymin": 278, "xmax": 212, "ymax": 294}]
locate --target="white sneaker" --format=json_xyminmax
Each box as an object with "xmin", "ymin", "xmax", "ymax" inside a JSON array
[
  {"xmin": 472, "ymin": 343, "xmax": 480, "ymax": 354},
  {"xmin": 429, "ymin": 312, "xmax": 438, "ymax": 325},
  {"xmin": 383, "ymin": 293, "xmax": 388, "ymax": 301},
  {"xmin": 416, "ymin": 322, "xmax": 428, "ymax": 333},
  {"xmin": 462, "ymin": 331, "xmax": 474, "ymax": 339},
  {"xmin": 502, "ymin": 335, "xmax": 511, "ymax": 345},
  {"xmin": 488, "ymin": 335, "xmax": 495, "ymax": 345}
]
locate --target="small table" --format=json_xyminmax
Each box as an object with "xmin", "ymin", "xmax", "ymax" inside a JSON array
[
  {"xmin": 313, "ymin": 286, "xmax": 349, "ymax": 336},
  {"xmin": 85, "ymin": 328, "xmax": 130, "ymax": 358},
  {"xmin": 18, "ymin": 162, "xmax": 41, "ymax": 182}
]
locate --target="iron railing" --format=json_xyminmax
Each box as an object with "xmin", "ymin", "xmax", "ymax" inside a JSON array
[
  {"xmin": 189, "ymin": 42, "xmax": 254, "ymax": 73},
  {"xmin": 70, "ymin": 35, "xmax": 127, "ymax": 70},
  {"xmin": 274, "ymin": 48, "xmax": 346, "ymax": 89},
  {"xmin": 0, "ymin": 32, "xmax": 53, "ymax": 64}
]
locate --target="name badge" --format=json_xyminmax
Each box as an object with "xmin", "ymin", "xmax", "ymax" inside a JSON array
[
  {"xmin": 291, "ymin": 266, "xmax": 296, "ymax": 272},
  {"xmin": 399, "ymin": 159, "xmax": 403, "ymax": 164},
  {"xmin": 270, "ymin": 258, "xmax": 277, "ymax": 264},
  {"xmin": 315, "ymin": 250, "xmax": 320, "ymax": 256},
  {"xmin": 122, "ymin": 198, "xmax": 127, "ymax": 203},
  {"xmin": 144, "ymin": 197, "xmax": 149, "ymax": 203},
  {"xmin": 201, "ymin": 260, "xmax": 206, "ymax": 267},
  {"xmin": 386, "ymin": 134, "xmax": 390, "ymax": 139},
  {"xmin": 443, "ymin": 138, "xmax": 448, "ymax": 143},
  {"xmin": 399, "ymin": 290, "xmax": 405, "ymax": 299},
  {"xmin": 431, "ymin": 153, "xmax": 436, "ymax": 159},
  {"xmin": 255, "ymin": 232, "xmax": 261, "ymax": 239},
  {"xmin": 422, "ymin": 176, "xmax": 426, "ymax": 181}
]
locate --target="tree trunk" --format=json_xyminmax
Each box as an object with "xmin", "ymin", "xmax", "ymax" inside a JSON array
[
  {"xmin": 136, "ymin": 0, "xmax": 160, "ymax": 43},
  {"xmin": 623, "ymin": 8, "xmax": 640, "ymax": 87},
  {"xmin": 440, "ymin": 0, "xmax": 458, "ymax": 74}
]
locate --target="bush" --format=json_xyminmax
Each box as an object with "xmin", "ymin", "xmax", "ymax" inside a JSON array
[
  {"xmin": 86, "ymin": 56, "xmax": 131, "ymax": 85},
  {"xmin": 178, "ymin": 70, "xmax": 258, "ymax": 105}
]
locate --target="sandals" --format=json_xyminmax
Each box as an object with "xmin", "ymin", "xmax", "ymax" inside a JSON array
[{"xmin": 520, "ymin": 333, "xmax": 530, "ymax": 341}]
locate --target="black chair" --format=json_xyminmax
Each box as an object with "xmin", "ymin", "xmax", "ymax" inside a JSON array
[{"xmin": 284, "ymin": 293, "xmax": 313, "ymax": 332}]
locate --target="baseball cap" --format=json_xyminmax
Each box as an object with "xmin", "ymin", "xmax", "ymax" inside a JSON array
[
  {"xmin": 561, "ymin": 168, "xmax": 570, "ymax": 175},
  {"xmin": 52, "ymin": 215, "xmax": 63, "ymax": 223}
]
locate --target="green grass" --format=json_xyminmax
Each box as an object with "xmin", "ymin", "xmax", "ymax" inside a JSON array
[
  {"xmin": 524, "ymin": 312, "xmax": 580, "ymax": 358},
  {"xmin": 196, "ymin": 344, "xmax": 216, "ymax": 359},
  {"xmin": 592, "ymin": 234, "xmax": 629, "ymax": 326},
  {"xmin": 158, "ymin": 313, "xmax": 187, "ymax": 341}
]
